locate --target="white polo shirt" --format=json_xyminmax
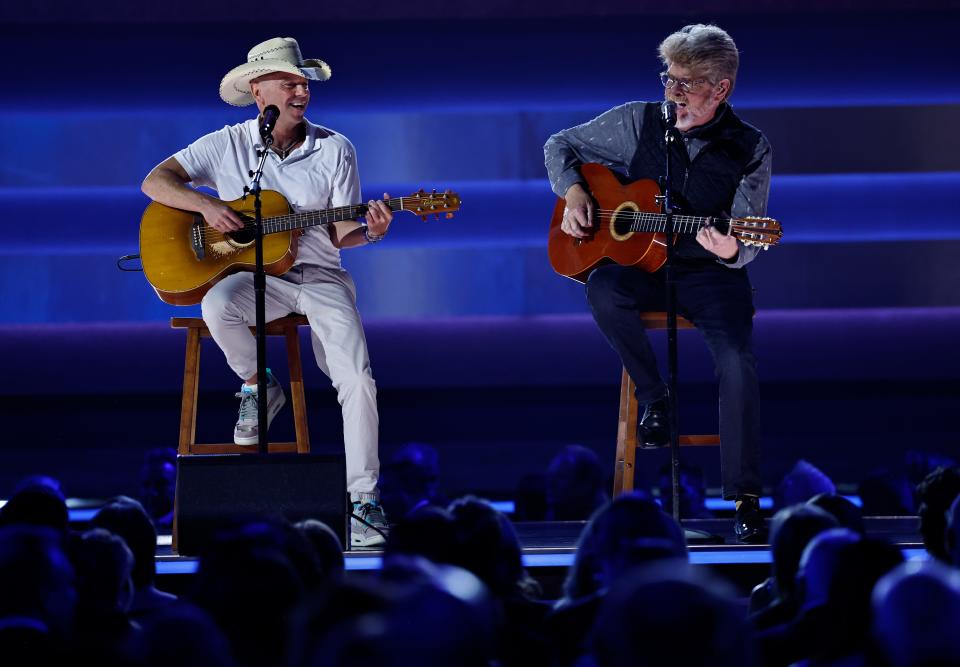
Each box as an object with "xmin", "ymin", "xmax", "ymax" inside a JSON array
[{"xmin": 173, "ymin": 117, "xmax": 361, "ymax": 269}]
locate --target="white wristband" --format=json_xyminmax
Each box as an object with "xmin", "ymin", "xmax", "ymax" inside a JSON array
[{"xmin": 363, "ymin": 226, "xmax": 385, "ymax": 244}]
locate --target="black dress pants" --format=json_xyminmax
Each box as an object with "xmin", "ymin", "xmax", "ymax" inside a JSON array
[{"xmin": 585, "ymin": 262, "xmax": 761, "ymax": 499}]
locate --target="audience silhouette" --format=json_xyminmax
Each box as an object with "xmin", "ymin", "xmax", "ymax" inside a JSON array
[
  {"xmin": 916, "ymin": 465, "xmax": 960, "ymax": 562},
  {"xmin": 2, "ymin": 457, "xmax": 960, "ymax": 667},
  {"xmin": 872, "ymin": 561, "xmax": 960, "ymax": 667},
  {"xmin": 545, "ymin": 444, "xmax": 608, "ymax": 521},
  {"xmin": 92, "ymin": 497, "xmax": 177, "ymax": 620}
]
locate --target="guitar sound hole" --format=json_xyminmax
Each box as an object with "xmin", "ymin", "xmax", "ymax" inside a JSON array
[
  {"xmin": 225, "ymin": 219, "xmax": 255, "ymax": 246},
  {"xmin": 612, "ymin": 210, "xmax": 633, "ymax": 237}
]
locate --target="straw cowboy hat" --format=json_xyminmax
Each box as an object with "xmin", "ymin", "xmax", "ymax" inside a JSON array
[{"xmin": 219, "ymin": 37, "xmax": 332, "ymax": 106}]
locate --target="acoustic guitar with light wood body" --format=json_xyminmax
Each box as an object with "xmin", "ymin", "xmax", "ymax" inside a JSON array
[
  {"xmin": 548, "ymin": 163, "xmax": 783, "ymax": 283},
  {"xmin": 140, "ymin": 189, "xmax": 461, "ymax": 305}
]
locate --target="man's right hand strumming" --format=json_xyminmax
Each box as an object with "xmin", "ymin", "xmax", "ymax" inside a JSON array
[
  {"xmin": 561, "ymin": 183, "xmax": 594, "ymax": 238},
  {"xmin": 199, "ymin": 199, "xmax": 245, "ymax": 233},
  {"xmin": 142, "ymin": 156, "xmax": 245, "ymax": 233}
]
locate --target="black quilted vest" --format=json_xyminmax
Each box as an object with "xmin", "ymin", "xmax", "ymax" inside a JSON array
[{"xmin": 627, "ymin": 102, "xmax": 763, "ymax": 264}]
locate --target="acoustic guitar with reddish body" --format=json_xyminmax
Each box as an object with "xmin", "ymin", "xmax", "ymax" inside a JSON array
[
  {"xmin": 140, "ymin": 189, "xmax": 461, "ymax": 305},
  {"xmin": 547, "ymin": 163, "xmax": 783, "ymax": 283}
]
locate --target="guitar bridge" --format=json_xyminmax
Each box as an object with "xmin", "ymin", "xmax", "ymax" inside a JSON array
[{"xmin": 190, "ymin": 217, "xmax": 205, "ymax": 261}]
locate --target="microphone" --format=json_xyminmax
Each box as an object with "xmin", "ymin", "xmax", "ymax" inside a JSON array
[
  {"xmin": 259, "ymin": 105, "xmax": 280, "ymax": 140},
  {"xmin": 661, "ymin": 101, "xmax": 678, "ymax": 128}
]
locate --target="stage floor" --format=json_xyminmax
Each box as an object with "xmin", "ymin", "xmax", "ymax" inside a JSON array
[{"xmin": 156, "ymin": 516, "xmax": 926, "ymax": 575}]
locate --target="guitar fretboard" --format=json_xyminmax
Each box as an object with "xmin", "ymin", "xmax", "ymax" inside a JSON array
[
  {"xmin": 620, "ymin": 211, "xmax": 723, "ymax": 235},
  {"xmin": 259, "ymin": 198, "xmax": 406, "ymax": 234}
]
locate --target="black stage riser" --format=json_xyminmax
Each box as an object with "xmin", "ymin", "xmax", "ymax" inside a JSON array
[{"xmin": 175, "ymin": 453, "xmax": 347, "ymax": 556}]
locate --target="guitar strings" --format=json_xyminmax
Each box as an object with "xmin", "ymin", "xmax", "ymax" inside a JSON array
[
  {"xmin": 588, "ymin": 208, "xmax": 776, "ymax": 224},
  {"xmin": 568, "ymin": 209, "xmax": 781, "ymax": 240},
  {"xmin": 590, "ymin": 209, "xmax": 714, "ymax": 222},
  {"xmin": 584, "ymin": 209, "xmax": 718, "ymax": 233},
  {"xmin": 583, "ymin": 209, "xmax": 779, "ymax": 230},
  {"xmin": 200, "ymin": 214, "xmax": 338, "ymax": 244},
  {"xmin": 197, "ymin": 195, "xmax": 458, "ymax": 244},
  {"xmin": 198, "ymin": 199, "xmax": 399, "ymax": 244}
]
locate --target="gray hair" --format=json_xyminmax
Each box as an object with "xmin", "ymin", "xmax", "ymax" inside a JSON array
[{"xmin": 658, "ymin": 24, "xmax": 739, "ymax": 101}]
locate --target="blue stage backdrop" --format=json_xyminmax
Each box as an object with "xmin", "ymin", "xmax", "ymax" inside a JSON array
[{"xmin": 0, "ymin": 9, "xmax": 958, "ymax": 325}]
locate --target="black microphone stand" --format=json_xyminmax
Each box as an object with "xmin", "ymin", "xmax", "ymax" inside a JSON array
[
  {"xmin": 659, "ymin": 108, "xmax": 683, "ymax": 523},
  {"xmin": 660, "ymin": 105, "xmax": 718, "ymax": 543},
  {"xmin": 245, "ymin": 130, "xmax": 273, "ymax": 456}
]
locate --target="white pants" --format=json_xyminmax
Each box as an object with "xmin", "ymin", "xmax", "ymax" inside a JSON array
[{"xmin": 201, "ymin": 265, "xmax": 379, "ymax": 495}]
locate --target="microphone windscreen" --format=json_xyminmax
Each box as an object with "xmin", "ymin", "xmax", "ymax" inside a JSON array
[
  {"xmin": 260, "ymin": 105, "xmax": 281, "ymax": 137},
  {"xmin": 661, "ymin": 101, "xmax": 678, "ymax": 128}
]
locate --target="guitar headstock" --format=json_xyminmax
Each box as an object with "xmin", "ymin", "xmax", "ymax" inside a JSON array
[
  {"xmin": 398, "ymin": 189, "xmax": 462, "ymax": 221},
  {"xmin": 729, "ymin": 216, "xmax": 783, "ymax": 249}
]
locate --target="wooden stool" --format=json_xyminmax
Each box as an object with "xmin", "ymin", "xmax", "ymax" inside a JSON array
[
  {"xmin": 613, "ymin": 312, "xmax": 720, "ymax": 496},
  {"xmin": 171, "ymin": 315, "xmax": 311, "ymax": 454}
]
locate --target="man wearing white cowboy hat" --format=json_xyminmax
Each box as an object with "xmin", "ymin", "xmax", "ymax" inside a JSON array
[{"xmin": 142, "ymin": 37, "xmax": 391, "ymax": 547}]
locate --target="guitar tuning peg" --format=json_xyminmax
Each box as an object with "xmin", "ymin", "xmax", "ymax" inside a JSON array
[
  {"xmin": 421, "ymin": 215, "xmax": 428, "ymax": 222},
  {"xmin": 445, "ymin": 212, "xmax": 453, "ymax": 219},
  {"xmin": 431, "ymin": 188, "xmax": 437, "ymax": 195}
]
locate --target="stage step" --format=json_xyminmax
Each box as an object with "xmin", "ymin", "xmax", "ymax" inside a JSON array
[
  {"xmin": 4, "ymin": 172, "xmax": 959, "ymax": 245},
  {"xmin": 3, "ymin": 308, "xmax": 958, "ymax": 395},
  {"xmin": 3, "ymin": 104, "xmax": 959, "ymax": 188},
  {"xmin": 1, "ymin": 175, "xmax": 958, "ymax": 324}
]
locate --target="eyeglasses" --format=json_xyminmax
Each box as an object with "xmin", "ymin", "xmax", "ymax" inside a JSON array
[{"xmin": 659, "ymin": 72, "xmax": 710, "ymax": 93}]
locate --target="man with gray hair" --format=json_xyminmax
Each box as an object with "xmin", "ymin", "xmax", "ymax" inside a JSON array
[{"xmin": 544, "ymin": 24, "xmax": 772, "ymax": 543}]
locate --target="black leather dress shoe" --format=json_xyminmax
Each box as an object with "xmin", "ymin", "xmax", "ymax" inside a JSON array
[
  {"xmin": 734, "ymin": 495, "xmax": 767, "ymax": 544},
  {"xmin": 637, "ymin": 397, "xmax": 670, "ymax": 449}
]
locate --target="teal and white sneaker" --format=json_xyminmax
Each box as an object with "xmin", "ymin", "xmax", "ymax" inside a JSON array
[
  {"xmin": 233, "ymin": 370, "xmax": 286, "ymax": 446},
  {"xmin": 351, "ymin": 494, "xmax": 389, "ymax": 547}
]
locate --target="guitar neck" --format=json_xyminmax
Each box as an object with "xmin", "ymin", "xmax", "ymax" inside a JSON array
[
  {"xmin": 627, "ymin": 212, "xmax": 728, "ymax": 235},
  {"xmin": 261, "ymin": 198, "xmax": 404, "ymax": 234}
]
